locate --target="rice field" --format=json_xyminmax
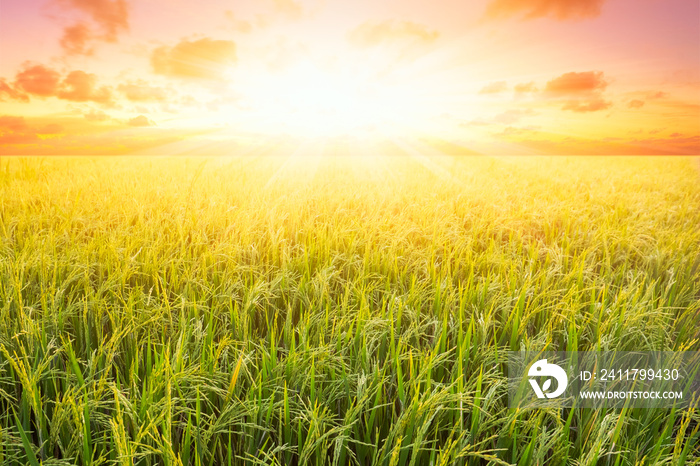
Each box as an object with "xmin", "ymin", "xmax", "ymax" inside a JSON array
[{"xmin": 0, "ymin": 152, "xmax": 698, "ymax": 465}]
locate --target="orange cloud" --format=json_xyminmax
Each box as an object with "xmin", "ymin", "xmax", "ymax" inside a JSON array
[
  {"xmin": 0, "ymin": 116, "xmax": 30, "ymax": 132},
  {"xmin": 0, "ymin": 115, "xmax": 189, "ymax": 155},
  {"xmin": 485, "ymin": 0, "xmax": 605, "ymax": 21},
  {"xmin": 14, "ymin": 64, "xmax": 61, "ymax": 97},
  {"xmin": 58, "ymin": 71, "xmax": 113, "ymax": 104},
  {"xmin": 57, "ymin": 0, "xmax": 129, "ymax": 41},
  {"xmin": 60, "ymin": 23, "xmax": 93, "ymax": 55},
  {"xmin": 0, "ymin": 134, "xmax": 39, "ymax": 145},
  {"xmin": 0, "ymin": 115, "xmax": 62, "ymax": 145},
  {"xmin": 151, "ymin": 38, "xmax": 237, "ymax": 79},
  {"xmin": 544, "ymin": 71, "xmax": 608, "ymax": 95},
  {"xmin": 6, "ymin": 64, "xmax": 113, "ymax": 105},
  {"xmin": 545, "ymin": 71, "xmax": 611, "ymax": 112},
  {"xmin": 0, "ymin": 79, "xmax": 29, "ymax": 102},
  {"xmin": 38, "ymin": 123, "xmax": 64, "ymax": 134},
  {"xmin": 494, "ymin": 126, "xmax": 700, "ymax": 155},
  {"xmin": 347, "ymin": 20, "xmax": 439, "ymax": 48},
  {"xmin": 118, "ymin": 80, "xmax": 168, "ymax": 101},
  {"xmin": 478, "ymin": 81, "xmax": 508, "ymax": 94},
  {"xmin": 561, "ymin": 98, "xmax": 611, "ymax": 113},
  {"xmin": 127, "ymin": 115, "xmax": 154, "ymax": 127},
  {"xmin": 54, "ymin": 0, "xmax": 129, "ymax": 55},
  {"xmin": 627, "ymin": 99, "xmax": 645, "ymax": 109}
]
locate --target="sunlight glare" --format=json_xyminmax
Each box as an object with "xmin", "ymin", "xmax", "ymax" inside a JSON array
[{"xmin": 234, "ymin": 60, "xmax": 421, "ymax": 138}]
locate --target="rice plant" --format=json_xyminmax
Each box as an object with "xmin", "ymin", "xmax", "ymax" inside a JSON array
[{"xmin": 0, "ymin": 153, "xmax": 698, "ymax": 465}]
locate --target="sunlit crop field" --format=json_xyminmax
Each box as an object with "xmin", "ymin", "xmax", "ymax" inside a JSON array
[{"xmin": 0, "ymin": 153, "xmax": 699, "ymax": 465}]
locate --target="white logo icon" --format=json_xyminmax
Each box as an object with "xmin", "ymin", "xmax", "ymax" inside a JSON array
[{"xmin": 528, "ymin": 359, "xmax": 568, "ymax": 399}]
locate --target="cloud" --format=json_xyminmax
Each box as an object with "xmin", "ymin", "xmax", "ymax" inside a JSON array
[
  {"xmin": 514, "ymin": 81, "xmax": 537, "ymax": 93},
  {"xmin": 4, "ymin": 64, "xmax": 114, "ymax": 105},
  {"xmin": 224, "ymin": 11, "xmax": 253, "ymax": 33},
  {"xmin": 544, "ymin": 71, "xmax": 608, "ymax": 95},
  {"xmin": 60, "ymin": 23, "xmax": 93, "ymax": 55},
  {"xmin": 0, "ymin": 133, "xmax": 40, "ymax": 145},
  {"xmin": 502, "ymin": 133, "xmax": 700, "ymax": 155},
  {"xmin": 55, "ymin": 0, "xmax": 129, "ymax": 55},
  {"xmin": 0, "ymin": 115, "xmax": 196, "ymax": 155},
  {"xmin": 544, "ymin": 71, "xmax": 611, "ymax": 112},
  {"xmin": 627, "ymin": 99, "xmax": 644, "ymax": 109},
  {"xmin": 493, "ymin": 125, "xmax": 540, "ymax": 137},
  {"xmin": 561, "ymin": 98, "xmax": 611, "ymax": 113},
  {"xmin": 0, "ymin": 79, "xmax": 29, "ymax": 102},
  {"xmin": 460, "ymin": 118, "xmax": 490, "ymax": 127},
  {"xmin": 485, "ymin": 0, "xmax": 605, "ymax": 21},
  {"xmin": 118, "ymin": 80, "xmax": 168, "ymax": 101},
  {"xmin": 38, "ymin": 123, "xmax": 64, "ymax": 134},
  {"xmin": 494, "ymin": 108, "xmax": 536, "ymax": 124},
  {"xmin": 272, "ymin": 0, "xmax": 303, "ymax": 20},
  {"xmin": 0, "ymin": 116, "xmax": 30, "ymax": 132},
  {"xmin": 489, "ymin": 123, "xmax": 700, "ymax": 155},
  {"xmin": 57, "ymin": 0, "xmax": 129, "ymax": 41},
  {"xmin": 664, "ymin": 69, "xmax": 700, "ymax": 88},
  {"xmin": 57, "ymin": 70, "xmax": 113, "ymax": 104},
  {"xmin": 127, "ymin": 115, "xmax": 154, "ymax": 127},
  {"xmin": 262, "ymin": 37, "xmax": 309, "ymax": 72},
  {"xmin": 647, "ymin": 91, "xmax": 668, "ymax": 100},
  {"xmin": 461, "ymin": 108, "xmax": 537, "ymax": 127},
  {"xmin": 14, "ymin": 64, "xmax": 61, "ymax": 97},
  {"xmin": 0, "ymin": 115, "xmax": 62, "ymax": 145},
  {"xmin": 151, "ymin": 38, "xmax": 237, "ymax": 79},
  {"xmin": 347, "ymin": 20, "xmax": 439, "ymax": 48},
  {"xmin": 85, "ymin": 109, "xmax": 110, "ymax": 121},
  {"xmin": 478, "ymin": 81, "xmax": 508, "ymax": 94}
]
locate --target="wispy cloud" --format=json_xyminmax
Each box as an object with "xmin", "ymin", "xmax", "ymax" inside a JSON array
[
  {"xmin": 485, "ymin": 0, "xmax": 606, "ymax": 21},
  {"xmin": 478, "ymin": 81, "xmax": 508, "ymax": 94},
  {"xmin": 347, "ymin": 20, "xmax": 439, "ymax": 48},
  {"xmin": 151, "ymin": 38, "xmax": 237, "ymax": 80}
]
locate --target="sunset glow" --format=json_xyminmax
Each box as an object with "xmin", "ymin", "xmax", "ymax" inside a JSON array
[
  {"xmin": 1, "ymin": 1, "xmax": 700, "ymax": 463},
  {"xmin": 1, "ymin": 0, "xmax": 698, "ymax": 154}
]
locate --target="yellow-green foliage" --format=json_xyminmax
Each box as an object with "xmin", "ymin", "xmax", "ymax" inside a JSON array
[{"xmin": 0, "ymin": 154, "xmax": 698, "ymax": 465}]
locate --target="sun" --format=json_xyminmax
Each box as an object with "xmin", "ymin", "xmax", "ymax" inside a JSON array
[
  {"xmin": 223, "ymin": 59, "xmax": 427, "ymax": 138},
  {"xmin": 280, "ymin": 61, "xmax": 370, "ymax": 135}
]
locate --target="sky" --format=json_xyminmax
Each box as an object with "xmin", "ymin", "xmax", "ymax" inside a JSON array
[{"xmin": 0, "ymin": 0, "xmax": 698, "ymax": 155}]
